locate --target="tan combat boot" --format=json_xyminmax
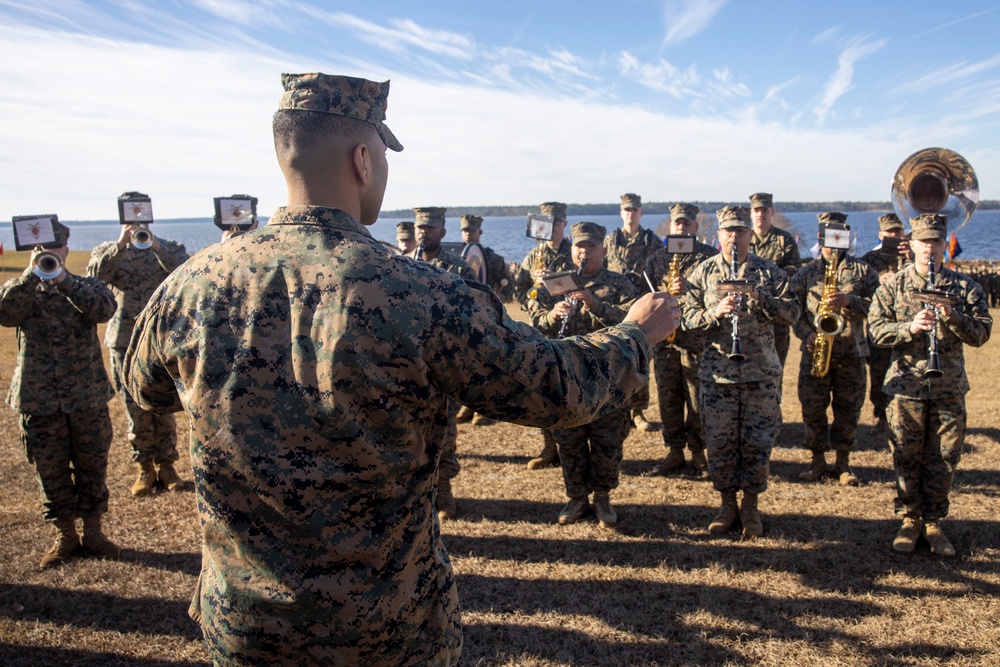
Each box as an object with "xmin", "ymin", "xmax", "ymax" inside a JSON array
[
  {"xmin": 689, "ymin": 449, "xmax": 709, "ymax": 477},
  {"xmin": 592, "ymin": 491, "xmax": 617, "ymax": 529},
  {"xmin": 892, "ymin": 517, "xmax": 923, "ymax": 554},
  {"xmin": 39, "ymin": 519, "xmax": 80, "ymax": 570},
  {"xmin": 798, "ymin": 451, "xmax": 828, "ymax": 482},
  {"xmin": 708, "ymin": 492, "xmax": 739, "ymax": 536},
  {"xmin": 436, "ymin": 478, "xmax": 458, "ymax": 521},
  {"xmin": 157, "ymin": 462, "xmax": 184, "ymax": 492},
  {"xmin": 456, "ymin": 405, "xmax": 474, "ymax": 423},
  {"xmin": 81, "ymin": 515, "xmax": 121, "ymax": 560},
  {"xmin": 632, "ymin": 410, "xmax": 658, "ymax": 432},
  {"xmin": 924, "ymin": 521, "xmax": 956, "ymax": 557},
  {"xmin": 558, "ymin": 497, "xmax": 590, "ymax": 525},
  {"xmin": 650, "ymin": 447, "xmax": 685, "ymax": 476},
  {"xmin": 527, "ymin": 431, "xmax": 559, "ymax": 470},
  {"xmin": 471, "ymin": 412, "xmax": 495, "ymax": 427},
  {"xmin": 740, "ymin": 491, "xmax": 763, "ymax": 539},
  {"xmin": 832, "ymin": 451, "xmax": 858, "ymax": 486},
  {"xmin": 131, "ymin": 461, "xmax": 157, "ymax": 497}
]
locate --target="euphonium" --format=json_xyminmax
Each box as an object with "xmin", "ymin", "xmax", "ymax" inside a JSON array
[
  {"xmin": 810, "ymin": 253, "xmax": 845, "ymax": 378},
  {"xmin": 664, "ymin": 253, "xmax": 683, "ymax": 343}
]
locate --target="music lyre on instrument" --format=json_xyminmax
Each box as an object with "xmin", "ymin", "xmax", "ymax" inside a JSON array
[{"xmin": 12, "ymin": 214, "xmax": 64, "ymax": 281}]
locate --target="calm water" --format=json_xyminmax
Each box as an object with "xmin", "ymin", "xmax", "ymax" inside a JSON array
[{"xmin": 3, "ymin": 210, "xmax": 998, "ymax": 261}]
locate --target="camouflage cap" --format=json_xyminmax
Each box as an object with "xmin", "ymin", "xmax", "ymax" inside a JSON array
[
  {"xmin": 877, "ymin": 213, "xmax": 904, "ymax": 232},
  {"xmin": 278, "ymin": 73, "xmax": 403, "ymax": 152},
  {"xmin": 414, "ymin": 207, "xmax": 446, "ymax": 227},
  {"xmin": 717, "ymin": 205, "xmax": 751, "ymax": 229},
  {"xmin": 620, "ymin": 193, "xmax": 642, "ymax": 210},
  {"xmin": 460, "ymin": 214, "xmax": 483, "ymax": 231},
  {"xmin": 910, "ymin": 213, "xmax": 948, "ymax": 240},
  {"xmin": 817, "ymin": 212, "xmax": 848, "ymax": 225},
  {"xmin": 670, "ymin": 202, "xmax": 700, "ymax": 222},
  {"xmin": 540, "ymin": 202, "xmax": 568, "ymax": 222},
  {"xmin": 571, "ymin": 221, "xmax": 606, "ymax": 245},
  {"xmin": 396, "ymin": 221, "xmax": 414, "ymax": 240},
  {"xmin": 749, "ymin": 192, "xmax": 773, "ymax": 209},
  {"xmin": 52, "ymin": 220, "xmax": 71, "ymax": 247}
]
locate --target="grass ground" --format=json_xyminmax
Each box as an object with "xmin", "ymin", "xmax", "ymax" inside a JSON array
[{"xmin": 0, "ymin": 251, "xmax": 997, "ymax": 666}]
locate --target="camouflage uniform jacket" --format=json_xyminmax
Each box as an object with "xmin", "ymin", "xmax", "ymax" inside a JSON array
[
  {"xmin": 604, "ymin": 226, "xmax": 662, "ymax": 284},
  {"xmin": 88, "ymin": 238, "xmax": 189, "ymax": 349},
  {"xmin": 123, "ymin": 205, "xmax": 654, "ymax": 667},
  {"xmin": 483, "ymin": 245, "xmax": 514, "ymax": 299},
  {"xmin": 750, "ymin": 225, "xmax": 801, "ymax": 274},
  {"xmin": 407, "ymin": 246, "xmax": 477, "ymax": 282},
  {"xmin": 644, "ymin": 240, "xmax": 719, "ymax": 353},
  {"xmin": 868, "ymin": 265, "xmax": 991, "ymax": 400},
  {"xmin": 527, "ymin": 267, "xmax": 638, "ymax": 338},
  {"xmin": 790, "ymin": 253, "xmax": 879, "ymax": 358},
  {"xmin": 0, "ymin": 269, "xmax": 116, "ymax": 415},
  {"xmin": 861, "ymin": 248, "xmax": 906, "ymax": 277},
  {"xmin": 682, "ymin": 253, "xmax": 800, "ymax": 384},
  {"xmin": 516, "ymin": 238, "xmax": 575, "ymax": 306}
]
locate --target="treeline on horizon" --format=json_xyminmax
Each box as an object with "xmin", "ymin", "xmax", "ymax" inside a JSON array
[{"xmin": 382, "ymin": 201, "xmax": 1000, "ymax": 218}]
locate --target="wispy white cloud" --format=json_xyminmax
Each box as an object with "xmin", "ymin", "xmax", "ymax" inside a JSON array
[
  {"xmin": 305, "ymin": 10, "xmax": 477, "ymax": 61},
  {"xmin": 188, "ymin": 0, "xmax": 288, "ymax": 27},
  {"xmin": 813, "ymin": 35, "xmax": 886, "ymax": 126},
  {"xmin": 891, "ymin": 53, "xmax": 1000, "ymax": 95},
  {"xmin": 619, "ymin": 51, "xmax": 700, "ymax": 99},
  {"xmin": 661, "ymin": 0, "xmax": 726, "ymax": 46}
]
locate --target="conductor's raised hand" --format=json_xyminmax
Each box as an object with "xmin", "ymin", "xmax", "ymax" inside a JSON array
[{"xmin": 624, "ymin": 292, "xmax": 680, "ymax": 344}]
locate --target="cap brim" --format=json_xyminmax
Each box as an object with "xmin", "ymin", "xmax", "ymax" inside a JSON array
[{"xmin": 377, "ymin": 122, "xmax": 403, "ymax": 152}]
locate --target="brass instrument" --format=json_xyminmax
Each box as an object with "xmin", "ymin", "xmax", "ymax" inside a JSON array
[
  {"xmin": 132, "ymin": 225, "xmax": 153, "ymax": 250},
  {"xmin": 32, "ymin": 248, "xmax": 63, "ymax": 281},
  {"xmin": 810, "ymin": 253, "xmax": 845, "ymax": 378},
  {"xmin": 527, "ymin": 241, "xmax": 546, "ymax": 300},
  {"xmin": 663, "ymin": 253, "xmax": 683, "ymax": 343}
]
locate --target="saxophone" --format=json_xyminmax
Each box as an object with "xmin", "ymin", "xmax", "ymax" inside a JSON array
[
  {"xmin": 527, "ymin": 242, "xmax": 546, "ymax": 300},
  {"xmin": 810, "ymin": 254, "xmax": 846, "ymax": 378},
  {"xmin": 664, "ymin": 253, "xmax": 683, "ymax": 343}
]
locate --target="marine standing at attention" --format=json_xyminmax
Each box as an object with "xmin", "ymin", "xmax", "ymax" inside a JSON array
[
  {"xmin": 790, "ymin": 213, "xmax": 879, "ymax": 486},
  {"xmin": 123, "ymin": 72, "xmax": 680, "ymax": 667},
  {"xmin": 88, "ymin": 216, "xmax": 189, "ymax": 497},
  {"xmin": 644, "ymin": 202, "xmax": 718, "ymax": 477},
  {"xmin": 748, "ymin": 192, "xmax": 801, "ymax": 368},
  {"xmin": 868, "ymin": 213, "xmax": 991, "ymax": 557},
  {"xmin": 605, "ymin": 193, "xmax": 663, "ymax": 432},
  {"xmin": 682, "ymin": 205, "xmax": 799, "ymax": 539},
  {"xmin": 396, "ymin": 220, "xmax": 416, "ymax": 254},
  {"xmin": 0, "ymin": 223, "xmax": 121, "ymax": 569}
]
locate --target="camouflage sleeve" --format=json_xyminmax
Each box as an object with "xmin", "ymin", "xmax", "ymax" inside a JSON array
[
  {"xmin": 54, "ymin": 273, "xmax": 118, "ymax": 324},
  {"xmin": 0, "ymin": 269, "xmax": 40, "ymax": 327},
  {"xmin": 87, "ymin": 241, "xmax": 126, "ymax": 286},
  {"xmin": 584, "ymin": 276, "xmax": 637, "ymax": 327},
  {"xmin": 940, "ymin": 279, "xmax": 992, "ymax": 347},
  {"xmin": 153, "ymin": 240, "xmax": 189, "ymax": 274},
  {"xmin": 526, "ymin": 292, "xmax": 561, "ymax": 337},
  {"xmin": 788, "ymin": 267, "xmax": 814, "ymax": 342},
  {"xmin": 868, "ymin": 279, "xmax": 913, "ymax": 348},
  {"xmin": 784, "ymin": 236, "xmax": 802, "ymax": 269},
  {"xmin": 846, "ymin": 263, "xmax": 879, "ymax": 321},
  {"xmin": 122, "ymin": 282, "xmax": 184, "ymax": 414},
  {"xmin": 750, "ymin": 267, "xmax": 799, "ymax": 326},
  {"xmin": 681, "ymin": 263, "xmax": 721, "ymax": 332}
]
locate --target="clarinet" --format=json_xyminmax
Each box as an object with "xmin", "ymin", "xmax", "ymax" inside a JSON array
[
  {"xmin": 415, "ymin": 243, "xmax": 425, "ymax": 262},
  {"xmin": 925, "ymin": 261, "xmax": 943, "ymax": 378},
  {"xmin": 557, "ymin": 266, "xmax": 586, "ymax": 340},
  {"xmin": 728, "ymin": 244, "xmax": 746, "ymax": 361}
]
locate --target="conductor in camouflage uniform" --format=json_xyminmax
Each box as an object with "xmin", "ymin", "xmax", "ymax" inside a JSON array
[
  {"xmin": 122, "ymin": 72, "xmax": 679, "ymax": 667},
  {"xmin": 408, "ymin": 206, "xmax": 477, "ymax": 520},
  {"xmin": 0, "ymin": 223, "xmax": 120, "ymax": 569},
  {"xmin": 790, "ymin": 213, "xmax": 879, "ymax": 486},
  {"xmin": 606, "ymin": 193, "xmax": 664, "ymax": 432},
  {"xmin": 644, "ymin": 202, "xmax": 718, "ymax": 477},
  {"xmin": 748, "ymin": 192, "xmax": 801, "ymax": 368},
  {"xmin": 88, "ymin": 216, "xmax": 189, "ymax": 497},
  {"xmin": 528, "ymin": 222, "xmax": 639, "ymax": 528},
  {"xmin": 682, "ymin": 205, "xmax": 799, "ymax": 539},
  {"xmin": 868, "ymin": 213, "xmax": 991, "ymax": 557},
  {"xmin": 860, "ymin": 213, "xmax": 910, "ymax": 431}
]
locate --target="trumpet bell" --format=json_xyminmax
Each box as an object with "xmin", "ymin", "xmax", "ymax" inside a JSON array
[
  {"xmin": 891, "ymin": 147, "xmax": 978, "ymax": 233},
  {"xmin": 815, "ymin": 311, "xmax": 845, "ymax": 336},
  {"xmin": 132, "ymin": 227, "xmax": 153, "ymax": 250},
  {"xmin": 32, "ymin": 251, "xmax": 63, "ymax": 280}
]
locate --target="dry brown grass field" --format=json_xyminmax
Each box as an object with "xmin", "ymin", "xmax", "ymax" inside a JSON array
[{"xmin": 0, "ymin": 251, "xmax": 998, "ymax": 666}]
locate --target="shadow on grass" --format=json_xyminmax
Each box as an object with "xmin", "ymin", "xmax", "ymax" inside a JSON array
[
  {"xmin": 126, "ymin": 549, "xmax": 201, "ymax": 576},
  {"xmin": 966, "ymin": 425, "xmax": 1000, "ymax": 444},
  {"xmin": 0, "ymin": 643, "xmax": 209, "ymax": 667}
]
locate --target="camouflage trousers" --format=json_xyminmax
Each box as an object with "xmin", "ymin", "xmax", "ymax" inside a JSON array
[
  {"xmin": 867, "ymin": 346, "xmax": 892, "ymax": 420},
  {"xmin": 553, "ymin": 407, "xmax": 631, "ymax": 499},
  {"xmin": 111, "ymin": 348, "xmax": 178, "ymax": 464},
  {"xmin": 700, "ymin": 380, "xmax": 779, "ymax": 494},
  {"xmin": 20, "ymin": 408, "xmax": 112, "ymax": 522},
  {"xmin": 797, "ymin": 355, "xmax": 867, "ymax": 452},
  {"xmin": 630, "ymin": 381, "xmax": 650, "ymax": 412},
  {"xmin": 438, "ymin": 397, "xmax": 461, "ymax": 481},
  {"xmin": 774, "ymin": 323, "xmax": 791, "ymax": 369},
  {"xmin": 654, "ymin": 345, "xmax": 704, "ymax": 452},
  {"xmin": 886, "ymin": 394, "xmax": 966, "ymax": 521}
]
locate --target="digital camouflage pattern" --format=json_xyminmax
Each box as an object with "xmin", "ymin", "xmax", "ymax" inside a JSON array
[
  {"xmin": 527, "ymin": 267, "xmax": 639, "ymax": 339},
  {"xmin": 644, "ymin": 239, "xmax": 719, "ymax": 353},
  {"xmin": 408, "ymin": 246, "xmax": 477, "ymax": 282},
  {"xmin": 481, "ymin": 245, "xmax": 516, "ymax": 301},
  {"xmin": 860, "ymin": 247, "xmax": 907, "ymax": 419},
  {"xmin": 110, "ymin": 347, "xmax": 177, "ymax": 464},
  {"xmin": 699, "ymin": 380, "xmax": 780, "ymax": 493},
  {"xmin": 604, "ymin": 226, "xmax": 663, "ymax": 290},
  {"xmin": 515, "ymin": 238, "xmax": 575, "ymax": 305},
  {"xmin": 278, "ymin": 73, "xmax": 403, "ymax": 152},
  {"xmin": 123, "ymin": 205, "xmax": 654, "ymax": 667},
  {"xmin": 860, "ymin": 247, "xmax": 907, "ymax": 277},
  {"xmin": 749, "ymin": 224, "xmax": 800, "ymax": 365}
]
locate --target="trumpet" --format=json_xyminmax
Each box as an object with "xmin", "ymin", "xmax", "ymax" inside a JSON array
[
  {"xmin": 132, "ymin": 225, "xmax": 153, "ymax": 250},
  {"xmin": 556, "ymin": 266, "xmax": 586, "ymax": 340},
  {"xmin": 32, "ymin": 249, "xmax": 63, "ymax": 281}
]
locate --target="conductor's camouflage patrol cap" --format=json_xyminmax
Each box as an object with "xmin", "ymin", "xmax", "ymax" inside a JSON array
[
  {"xmin": 571, "ymin": 221, "xmax": 606, "ymax": 245},
  {"xmin": 460, "ymin": 215, "xmax": 483, "ymax": 231},
  {"xmin": 540, "ymin": 202, "xmax": 568, "ymax": 221},
  {"xmin": 396, "ymin": 221, "xmax": 414, "ymax": 240},
  {"xmin": 910, "ymin": 213, "xmax": 948, "ymax": 240},
  {"xmin": 749, "ymin": 192, "xmax": 773, "ymax": 209},
  {"xmin": 278, "ymin": 73, "xmax": 403, "ymax": 152},
  {"xmin": 620, "ymin": 193, "xmax": 642, "ymax": 210},
  {"xmin": 817, "ymin": 212, "xmax": 848, "ymax": 225},
  {"xmin": 414, "ymin": 207, "xmax": 446, "ymax": 227},
  {"xmin": 877, "ymin": 213, "xmax": 904, "ymax": 231},
  {"xmin": 670, "ymin": 202, "xmax": 699, "ymax": 222},
  {"xmin": 717, "ymin": 205, "xmax": 751, "ymax": 229}
]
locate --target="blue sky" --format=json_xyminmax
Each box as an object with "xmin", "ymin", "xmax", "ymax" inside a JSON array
[{"xmin": 1, "ymin": 0, "xmax": 998, "ymax": 220}]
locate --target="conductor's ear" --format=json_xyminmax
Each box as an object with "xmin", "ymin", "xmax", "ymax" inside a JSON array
[{"xmin": 352, "ymin": 143, "xmax": 371, "ymax": 187}]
